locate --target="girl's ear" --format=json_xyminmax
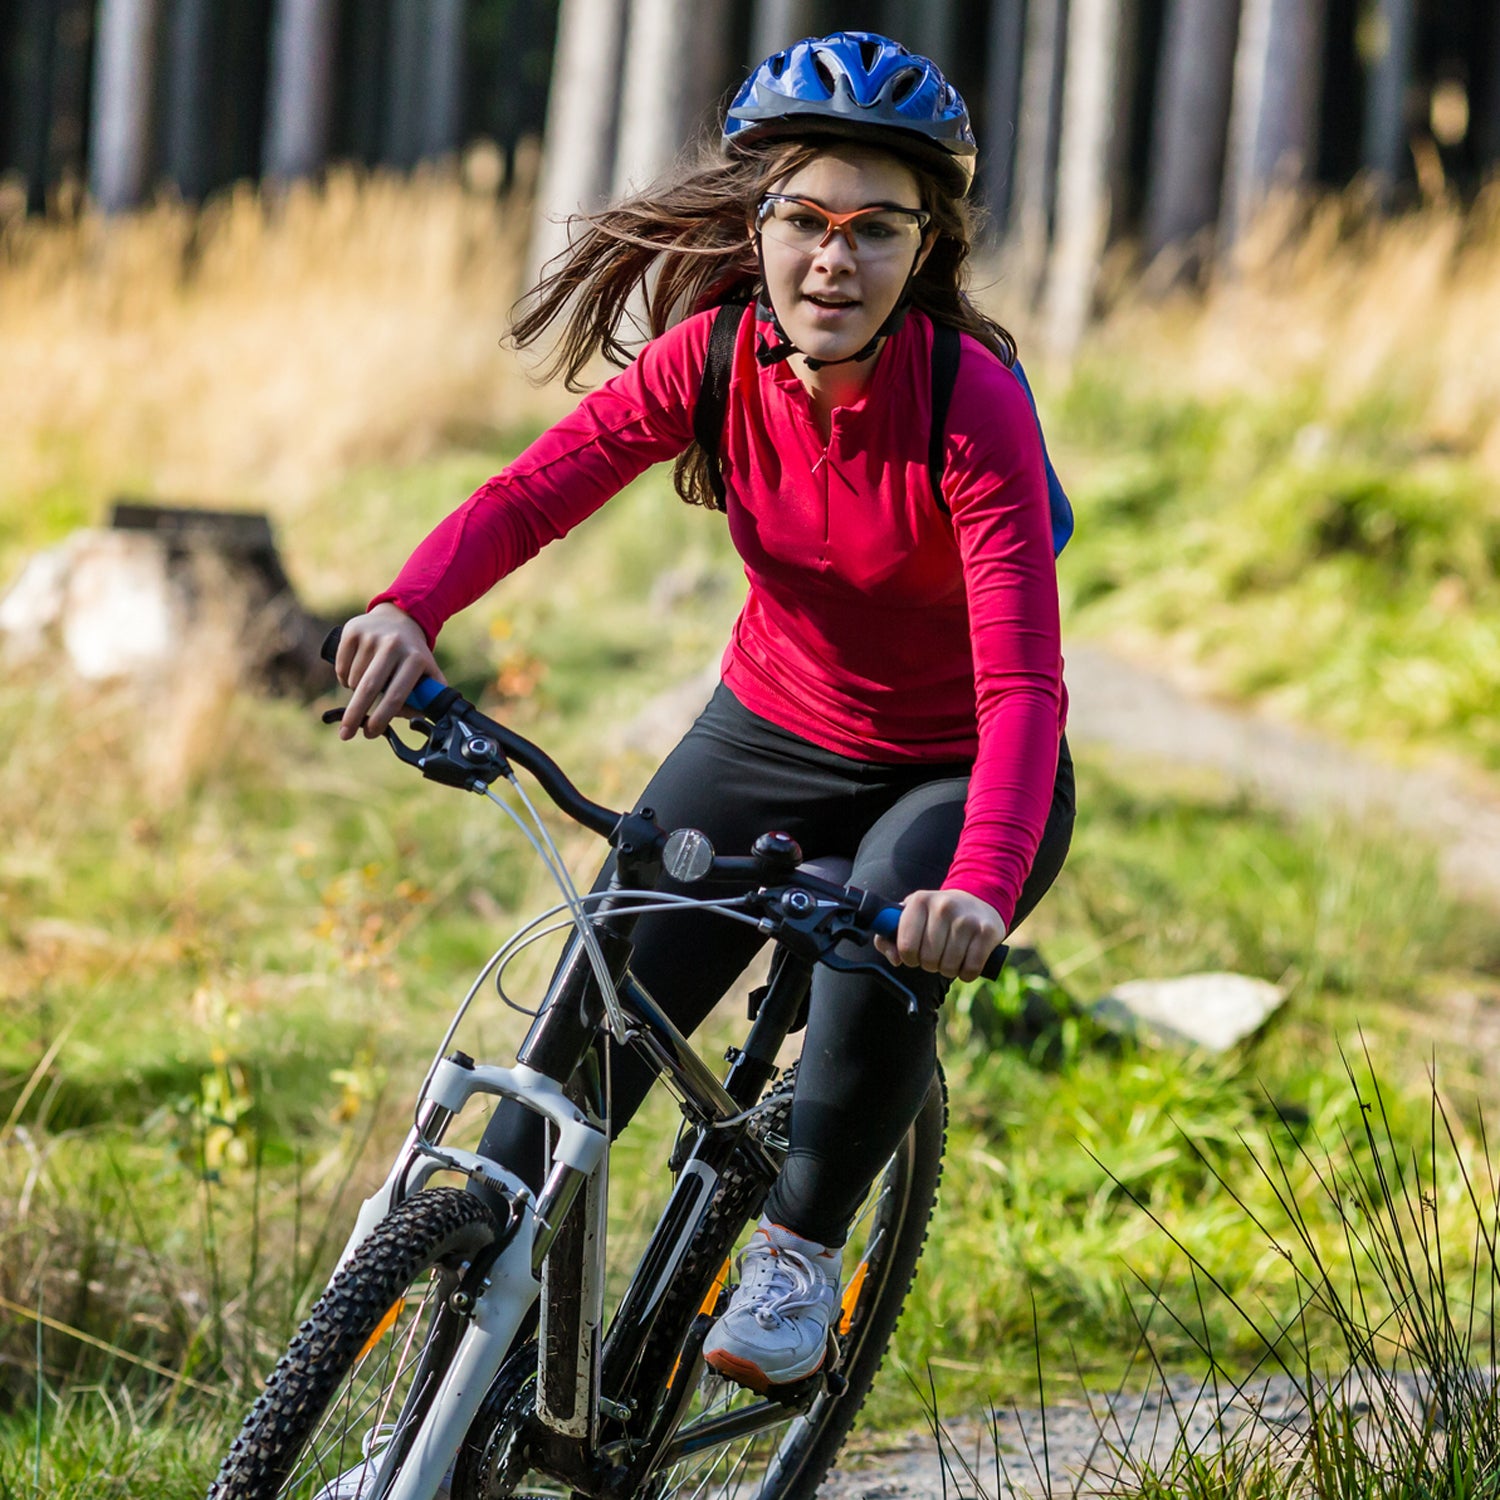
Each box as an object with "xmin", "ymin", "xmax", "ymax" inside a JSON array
[{"xmin": 914, "ymin": 230, "xmax": 938, "ymax": 276}]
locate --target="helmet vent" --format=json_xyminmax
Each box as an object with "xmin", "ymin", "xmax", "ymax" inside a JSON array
[
  {"xmin": 858, "ymin": 38, "xmax": 881, "ymax": 71},
  {"xmin": 768, "ymin": 50, "xmax": 787, "ymax": 78},
  {"xmin": 891, "ymin": 66, "xmax": 923, "ymax": 105},
  {"xmin": 812, "ymin": 53, "xmax": 837, "ymax": 96}
]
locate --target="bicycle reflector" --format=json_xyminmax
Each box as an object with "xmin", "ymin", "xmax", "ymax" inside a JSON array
[{"xmin": 664, "ymin": 828, "xmax": 715, "ymax": 883}]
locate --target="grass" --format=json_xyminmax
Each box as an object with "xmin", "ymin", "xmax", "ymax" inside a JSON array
[
  {"xmin": 1002, "ymin": 186, "xmax": 1500, "ymax": 776},
  {"xmin": 4, "ymin": 173, "xmax": 1500, "ymax": 1490},
  {"xmin": 911, "ymin": 1046, "xmax": 1500, "ymax": 1498},
  {"xmin": 1049, "ymin": 370, "xmax": 1500, "ymax": 773},
  {"xmin": 0, "ymin": 156, "xmax": 565, "ymax": 584}
]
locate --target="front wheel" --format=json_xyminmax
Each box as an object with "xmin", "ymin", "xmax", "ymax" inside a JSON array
[{"xmin": 208, "ymin": 1187, "xmax": 500, "ymax": 1500}]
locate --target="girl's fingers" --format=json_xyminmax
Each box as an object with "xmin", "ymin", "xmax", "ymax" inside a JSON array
[
  {"xmin": 366, "ymin": 655, "xmax": 428, "ymax": 737},
  {"xmin": 876, "ymin": 892, "xmax": 1005, "ymax": 980}
]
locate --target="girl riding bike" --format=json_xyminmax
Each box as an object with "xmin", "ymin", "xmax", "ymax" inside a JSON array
[{"xmin": 334, "ymin": 30, "xmax": 1073, "ymax": 1398}]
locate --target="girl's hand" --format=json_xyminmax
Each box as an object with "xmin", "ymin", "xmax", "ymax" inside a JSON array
[
  {"xmin": 873, "ymin": 888, "xmax": 1007, "ymax": 983},
  {"xmin": 334, "ymin": 603, "xmax": 445, "ymax": 741}
]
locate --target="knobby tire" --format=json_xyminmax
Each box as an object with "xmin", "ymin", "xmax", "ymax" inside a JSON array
[{"xmin": 207, "ymin": 1187, "xmax": 499, "ymax": 1500}]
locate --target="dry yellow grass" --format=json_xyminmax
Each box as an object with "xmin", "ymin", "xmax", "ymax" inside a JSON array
[
  {"xmin": 1075, "ymin": 185, "xmax": 1500, "ymax": 472},
  {"xmin": 0, "ymin": 150, "xmax": 568, "ymax": 540},
  {"xmin": 5, "ymin": 168, "xmax": 1498, "ymax": 579}
]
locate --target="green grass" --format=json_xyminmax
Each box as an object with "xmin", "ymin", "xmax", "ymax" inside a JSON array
[
  {"xmin": 1051, "ymin": 368, "xmax": 1500, "ymax": 771},
  {"xmin": 4, "ymin": 445, "xmax": 1500, "ymax": 1489}
]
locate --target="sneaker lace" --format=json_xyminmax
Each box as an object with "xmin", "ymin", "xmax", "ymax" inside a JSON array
[{"xmin": 741, "ymin": 1244, "xmax": 826, "ymax": 1330}]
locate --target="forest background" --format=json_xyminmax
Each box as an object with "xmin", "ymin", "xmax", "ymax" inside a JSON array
[{"xmin": 3, "ymin": 1, "xmax": 1500, "ymax": 1495}]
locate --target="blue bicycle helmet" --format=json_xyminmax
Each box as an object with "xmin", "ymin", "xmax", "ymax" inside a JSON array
[{"xmin": 725, "ymin": 32, "xmax": 976, "ymax": 195}]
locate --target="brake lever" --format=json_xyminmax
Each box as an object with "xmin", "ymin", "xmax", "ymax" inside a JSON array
[
  {"xmin": 382, "ymin": 720, "xmax": 431, "ymax": 771},
  {"xmin": 816, "ymin": 949, "xmax": 925, "ymax": 1017},
  {"xmin": 762, "ymin": 892, "xmax": 927, "ymax": 1018}
]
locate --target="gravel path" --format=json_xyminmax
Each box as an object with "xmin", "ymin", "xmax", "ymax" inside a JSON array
[
  {"xmin": 1064, "ymin": 644, "xmax": 1500, "ymax": 907},
  {"xmin": 821, "ymin": 1370, "xmax": 1437, "ymax": 1498}
]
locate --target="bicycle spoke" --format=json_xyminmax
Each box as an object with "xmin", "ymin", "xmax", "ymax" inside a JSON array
[{"xmin": 279, "ymin": 1275, "xmax": 445, "ymax": 1497}]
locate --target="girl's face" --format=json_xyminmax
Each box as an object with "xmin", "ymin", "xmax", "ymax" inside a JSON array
[{"xmin": 756, "ymin": 145, "xmax": 933, "ymax": 370}]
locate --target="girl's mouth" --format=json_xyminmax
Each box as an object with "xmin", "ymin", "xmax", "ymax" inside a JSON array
[{"xmin": 804, "ymin": 294, "xmax": 859, "ymax": 309}]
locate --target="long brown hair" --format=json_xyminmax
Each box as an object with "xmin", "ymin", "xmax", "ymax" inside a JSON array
[{"xmin": 510, "ymin": 134, "xmax": 1017, "ymax": 510}]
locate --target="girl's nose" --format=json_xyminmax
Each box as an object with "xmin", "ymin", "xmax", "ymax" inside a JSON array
[{"xmin": 812, "ymin": 230, "xmax": 858, "ymax": 272}]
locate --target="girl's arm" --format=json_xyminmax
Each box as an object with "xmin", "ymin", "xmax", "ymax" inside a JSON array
[
  {"xmin": 938, "ymin": 342, "xmax": 1065, "ymax": 928},
  {"xmin": 338, "ymin": 312, "xmax": 714, "ymax": 733}
]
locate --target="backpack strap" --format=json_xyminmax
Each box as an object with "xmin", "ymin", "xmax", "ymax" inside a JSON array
[
  {"xmin": 928, "ymin": 321, "xmax": 962, "ymax": 517},
  {"xmin": 694, "ymin": 301, "xmax": 749, "ymax": 508},
  {"xmin": 928, "ymin": 321, "xmax": 1076, "ymax": 555}
]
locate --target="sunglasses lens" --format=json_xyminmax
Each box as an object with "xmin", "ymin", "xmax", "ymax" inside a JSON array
[{"xmin": 759, "ymin": 199, "xmax": 924, "ymax": 258}]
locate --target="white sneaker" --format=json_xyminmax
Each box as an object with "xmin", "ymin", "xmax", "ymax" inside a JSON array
[
  {"xmin": 701, "ymin": 1218, "xmax": 843, "ymax": 1392},
  {"xmin": 311, "ymin": 1423, "xmax": 452, "ymax": 1500}
]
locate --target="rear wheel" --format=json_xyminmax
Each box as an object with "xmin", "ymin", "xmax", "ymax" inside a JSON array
[
  {"xmin": 450, "ymin": 1069, "xmax": 945, "ymax": 1500},
  {"xmin": 208, "ymin": 1187, "xmax": 500, "ymax": 1500},
  {"xmin": 641, "ymin": 1067, "xmax": 946, "ymax": 1500}
]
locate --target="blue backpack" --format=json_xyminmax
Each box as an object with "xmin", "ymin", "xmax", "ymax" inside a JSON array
[{"xmin": 693, "ymin": 303, "xmax": 1074, "ymax": 555}]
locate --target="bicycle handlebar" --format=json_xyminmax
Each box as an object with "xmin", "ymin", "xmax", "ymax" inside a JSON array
[
  {"xmin": 320, "ymin": 624, "xmax": 1008, "ymax": 987},
  {"xmin": 321, "ymin": 625, "xmax": 622, "ymax": 837}
]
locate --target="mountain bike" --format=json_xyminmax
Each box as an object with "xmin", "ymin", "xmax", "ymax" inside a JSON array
[{"xmin": 206, "ymin": 632, "xmax": 1005, "ymax": 1500}]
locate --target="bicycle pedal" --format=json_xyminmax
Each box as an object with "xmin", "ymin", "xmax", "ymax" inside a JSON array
[
  {"xmin": 764, "ymin": 1371, "xmax": 824, "ymax": 1408},
  {"xmin": 764, "ymin": 1355, "xmax": 844, "ymax": 1408}
]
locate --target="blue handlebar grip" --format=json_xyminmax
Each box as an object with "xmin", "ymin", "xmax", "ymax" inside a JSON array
[
  {"xmin": 406, "ymin": 677, "xmax": 447, "ymax": 713},
  {"xmin": 873, "ymin": 903, "xmax": 1008, "ymax": 983}
]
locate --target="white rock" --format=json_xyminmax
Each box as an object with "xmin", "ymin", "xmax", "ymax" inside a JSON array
[
  {"xmin": 60, "ymin": 530, "xmax": 180, "ymax": 680},
  {"xmin": 1091, "ymin": 972, "xmax": 1287, "ymax": 1052},
  {"xmin": 0, "ymin": 539, "xmax": 72, "ymax": 652},
  {"xmin": 1, "ymin": 529, "xmax": 182, "ymax": 680}
]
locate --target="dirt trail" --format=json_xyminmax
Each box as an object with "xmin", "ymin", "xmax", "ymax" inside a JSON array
[
  {"xmin": 821, "ymin": 1369, "xmax": 1434, "ymax": 1499},
  {"xmin": 1063, "ymin": 644, "xmax": 1500, "ymax": 906},
  {"xmin": 1068, "ymin": 642, "xmax": 1500, "ymax": 900},
  {"xmin": 619, "ymin": 646, "xmax": 1500, "ymax": 1494},
  {"xmin": 805, "ymin": 645, "xmax": 1498, "ymax": 1495},
  {"xmin": 624, "ymin": 644, "xmax": 1500, "ymax": 908}
]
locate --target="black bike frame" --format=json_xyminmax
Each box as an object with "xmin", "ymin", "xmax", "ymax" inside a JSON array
[{"xmin": 497, "ymin": 880, "xmax": 821, "ymax": 1499}]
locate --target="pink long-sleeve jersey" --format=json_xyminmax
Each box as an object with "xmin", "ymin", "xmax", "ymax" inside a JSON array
[{"xmin": 374, "ymin": 305, "xmax": 1066, "ymax": 925}]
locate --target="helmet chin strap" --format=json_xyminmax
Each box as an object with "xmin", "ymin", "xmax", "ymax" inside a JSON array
[{"xmin": 752, "ymin": 233, "xmax": 923, "ymax": 371}]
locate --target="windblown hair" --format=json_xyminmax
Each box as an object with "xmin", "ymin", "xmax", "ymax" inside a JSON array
[{"xmin": 510, "ymin": 134, "xmax": 1017, "ymax": 510}]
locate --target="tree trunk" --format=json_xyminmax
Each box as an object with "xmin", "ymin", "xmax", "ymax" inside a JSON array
[
  {"xmin": 1009, "ymin": 0, "xmax": 1070, "ymax": 305},
  {"xmin": 1360, "ymin": 0, "xmax": 1415, "ymax": 205},
  {"xmin": 1144, "ymin": 0, "xmax": 1241, "ymax": 263},
  {"xmin": 908, "ymin": 0, "xmax": 958, "ymax": 72},
  {"xmin": 980, "ymin": 0, "xmax": 1026, "ymax": 236},
  {"xmin": 263, "ymin": 0, "xmax": 338, "ymax": 184},
  {"xmin": 11, "ymin": 0, "xmax": 60, "ymax": 214},
  {"xmin": 163, "ymin": 0, "xmax": 216, "ymax": 201},
  {"xmin": 748, "ymin": 0, "xmax": 818, "ymax": 64},
  {"xmin": 1044, "ymin": 0, "xmax": 1133, "ymax": 356},
  {"xmin": 347, "ymin": 0, "xmax": 390, "ymax": 166},
  {"xmin": 384, "ymin": 0, "xmax": 425, "ymax": 168},
  {"xmin": 528, "ymin": 0, "xmax": 629, "ymax": 284},
  {"xmin": 417, "ymin": 0, "xmax": 466, "ymax": 161},
  {"xmin": 1480, "ymin": 8, "xmax": 1500, "ymax": 173},
  {"xmin": 88, "ymin": 0, "xmax": 163, "ymax": 212},
  {"xmin": 611, "ymin": 0, "xmax": 732, "ymax": 196},
  {"xmin": 1220, "ymin": 0, "xmax": 1328, "ymax": 248}
]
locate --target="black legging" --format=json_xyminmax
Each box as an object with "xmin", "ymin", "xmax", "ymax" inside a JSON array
[{"xmin": 477, "ymin": 682, "xmax": 1074, "ymax": 1246}]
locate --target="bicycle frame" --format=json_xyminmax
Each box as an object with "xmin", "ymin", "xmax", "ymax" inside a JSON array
[
  {"xmin": 276, "ymin": 638, "xmax": 949, "ymax": 1500},
  {"xmin": 322, "ymin": 880, "xmax": 821, "ymax": 1500}
]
